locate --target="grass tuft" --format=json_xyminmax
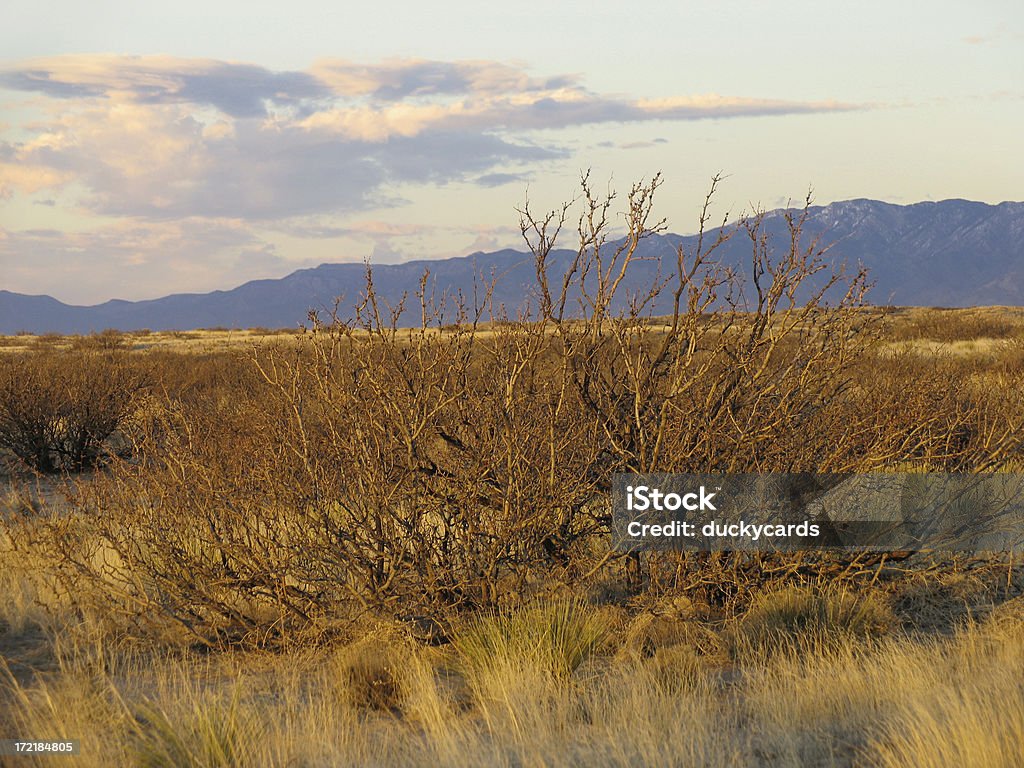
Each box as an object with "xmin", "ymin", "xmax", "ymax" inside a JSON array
[
  {"xmin": 455, "ymin": 599, "xmax": 610, "ymax": 684},
  {"xmin": 728, "ymin": 584, "xmax": 894, "ymax": 658},
  {"xmin": 333, "ymin": 634, "xmax": 411, "ymax": 713},
  {"xmin": 133, "ymin": 694, "xmax": 260, "ymax": 768}
]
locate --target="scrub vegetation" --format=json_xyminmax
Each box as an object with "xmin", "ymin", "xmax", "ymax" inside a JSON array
[{"xmin": 3, "ymin": 175, "xmax": 1024, "ymax": 765}]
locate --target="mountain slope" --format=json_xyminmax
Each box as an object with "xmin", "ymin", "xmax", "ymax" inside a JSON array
[{"xmin": 3, "ymin": 198, "xmax": 1023, "ymax": 334}]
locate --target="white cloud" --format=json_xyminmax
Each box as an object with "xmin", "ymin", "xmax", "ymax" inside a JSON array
[
  {"xmin": 0, "ymin": 54, "xmax": 869, "ymax": 301},
  {"xmin": 0, "ymin": 55, "xmax": 864, "ymax": 222}
]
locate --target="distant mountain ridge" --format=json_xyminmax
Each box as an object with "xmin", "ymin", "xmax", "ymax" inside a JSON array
[{"xmin": 3, "ymin": 198, "xmax": 1024, "ymax": 334}]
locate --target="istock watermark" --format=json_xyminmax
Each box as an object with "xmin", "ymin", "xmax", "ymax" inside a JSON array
[
  {"xmin": 624, "ymin": 484, "xmax": 718, "ymax": 512},
  {"xmin": 612, "ymin": 473, "xmax": 1024, "ymax": 553}
]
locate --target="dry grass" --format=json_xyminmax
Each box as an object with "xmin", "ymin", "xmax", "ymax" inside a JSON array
[
  {"xmin": 0, "ymin": 328, "xmax": 300, "ymax": 356},
  {"xmin": 5, "ymin": 304, "xmax": 1024, "ymax": 357},
  {"xmin": 3, "ymin": 485, "xmax": 1024, "ymax": 767},
  {"xmin": 886, "ymin": 306, "xmax": 1024, "ymax": 342},
  {"xmin": 726, "ymin": 583, "xmax": 895, "ymax": 658},
  {"xmin": 2, "ymin": 595, "xmax": 1024, "ymax": 767}
]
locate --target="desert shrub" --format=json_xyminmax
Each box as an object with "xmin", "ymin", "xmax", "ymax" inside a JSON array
[
  {"xmin": 70, "ymin": 328, "xmax": 130, "ymax": 352},
  {"xmin": 0, "ymin": 351, "xmax": 145, "ymax": 472},
  {"xmin": 247, "ymin": 326, "xmax": 293, "ymax": 335},
  {"xmin": 137, "ymin": 351, "xmax": 262, "ymax": 403},
  {"xmin": 892, "ymin": 568, "xmax": 995, "ymax": 632},
  {"xmin": 620, "ymin": 610, "xmax": 722, "ymax": 661},
  {"xmin": 892, "ymin": 309, "xmax": 1021, "ymax": 342},
  {"xmin": 32, "ymin": 330, "xmax": 608, "ymax": 643},
  {"xmin": 449, "ymin": 600, "xmax": 612, "ymax": 733},
  {"xmin": 22, "ymin": 175, "xmax": 1024, "ymax": 646}
]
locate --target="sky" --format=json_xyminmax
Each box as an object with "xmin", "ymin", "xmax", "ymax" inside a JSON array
[{"xmin": 1, "ymin": 1, "xmax": 1021, "ymax": 304}]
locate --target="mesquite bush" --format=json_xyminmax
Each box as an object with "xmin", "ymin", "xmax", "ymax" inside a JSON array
[
  {"xmin": 20, "ymin": 174, "xmax": 1024, "ymax": 647},
  {"xmin": 0, "ymin": 350, "xmax": 143, "ymax": 472}
]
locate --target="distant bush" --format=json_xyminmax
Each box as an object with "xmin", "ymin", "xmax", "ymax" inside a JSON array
[
  {"xmin": 0, "ymin": 351, "xmax": 144, "ymax": 472},
  {"xmin": 892, "ymin": 310, "xmax": 1021, "ymax": 342},
  {"xmin": 70, "ymin": 329, "xmax": 129, "ymax": 352},
  {"xmin": 31, "ymin": 332, "xmax": 64, "ymax": 349}
]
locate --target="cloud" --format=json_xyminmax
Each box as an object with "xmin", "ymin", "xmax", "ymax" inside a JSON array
[
  {"xmin": 475, "ymin": 172, "xmax": 530, "ymax": 187},
  {"xmin": 309, "ymin": 58, "xmax": 579, "ymax": 100},
  {"xmin": 6, "ymin": 56, "xmax": 857, "ymax": 133},
  {"xmin": 265, "ymin": 218, "xmax": 523, "ymax": 272},
  {"xmin": 0, "ymin": 55, "xmax": 330, "ymax": 117},
  {"xmin": 369, "ymin": 239, "xmax": 405, "ymax": 262},
  {"xmin": 2, "ymin": 55, "xmax": 864, "ymax": 219},
  {"xmin": 298, "ymin": 89, "xmax": 860, "ymax": 142},
  {"xmin": 234, "ymin": 244, "xmax": 291, "ymax": 274},
  {"xmin": 0, "ymin": 55, "xmax": 867, "ymax": 248},
  {"xmin": 4, "ymin": 96, "xmax": 558, "ymax": 220},
  {"xmin": 0, "ymin": 218, "xmax": 295, "ymax": 302},
  {"xmin": 276, "ymin": 219, "xmax": 437, "ymax": 240}
]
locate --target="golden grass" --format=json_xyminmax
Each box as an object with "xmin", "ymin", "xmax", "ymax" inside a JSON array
[
  {"xmin": 725, "ymin": 583, "xmax": 895, "ymax": 659},
  {"xmin": 0, "ymin": 328, "xmax": 300, "ymax": 356},
  {"xmin": 3, "ymin": 592, "xmax": 1024, "ymax": 767},
  {"xmin": 4, "ymin": 304, "xmax": 1024, "ymax": 357}
]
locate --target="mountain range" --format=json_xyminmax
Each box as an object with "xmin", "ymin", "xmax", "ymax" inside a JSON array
[{"xmin": 3, "ymin": 198, "xmax": 1023, "ymax": 334}]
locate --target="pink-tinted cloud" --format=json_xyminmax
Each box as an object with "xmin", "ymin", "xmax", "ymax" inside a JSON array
[
  {"xmin": 0, "ymin": 53, "xmax": 872, "ymax": 301},
  {"xmin": 0, "ymin": 218, "xmax": 298, "ymax": 302}
]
